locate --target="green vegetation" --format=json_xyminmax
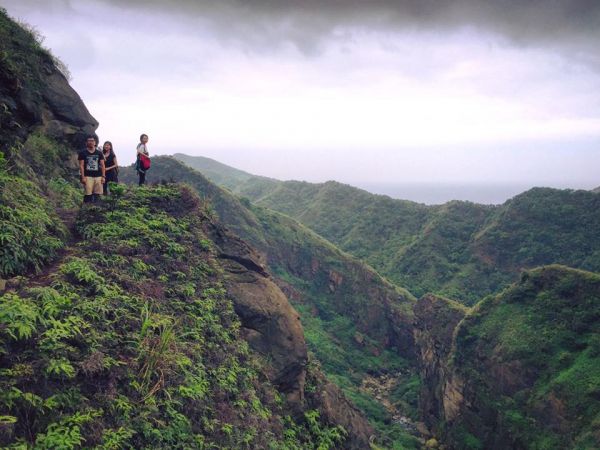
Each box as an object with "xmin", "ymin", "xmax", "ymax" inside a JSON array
[
  {"xmin": 173, "ymin": 153, "xmax": 277, "ymax": 192},
  {"xmin": 174, "ymin": 154, "xmax": 600, "ymax": 306},
  {"xmin": 0, "ymin": 184, "xmax": 348, "ymax": 448},
  {"xmin": 296, "ymin": 302, "xmax": 420, "ymax": 449},
  {"xmin": 0, "ymin": 133, "xmax": 82, "ymax": 278},
  {"xmin": 121, "ymin": 157, "xmax": 421, "ymax": 448},
  {"xmin": 449, "ymin": 265, "xmax": 600, "ymax": 449},
  {"xmin": 474, "ymin": 188, "xmax": 600, "ymax": 274},
  {"xmin": 0, "ymin": 150, "xmax": 67, "ymax": 277}
]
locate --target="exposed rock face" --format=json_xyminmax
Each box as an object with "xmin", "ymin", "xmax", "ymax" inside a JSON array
[
  {"xmin": 206, "ymin": 220, "xmax": 376, "ymax": 445},
  {"xmin": 418, "ymin": 266, "xmax": 600, "ymax": 450},
  {"xmin": 413, "ymin": 294, "xmax": 467, "ymax": 432},
  {"xmin": 0, "ymin": 10, "xmax": 98, "ymax": 153},
  {"xmin": 306, "ymin": 369, "xmax": 375, "ymax": 450},
  {"xmin": 205, "ymin": 221, "xmax": 307, "ymax": 407}
]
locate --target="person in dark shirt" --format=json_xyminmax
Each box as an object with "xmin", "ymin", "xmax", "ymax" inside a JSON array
[
  {"xmin": 102, "ymin": 141, "xmax": 119, "ymax": 195},
  {"xmin": 78, "ymin": 135, "xmax": 106, "ymax": 203}
]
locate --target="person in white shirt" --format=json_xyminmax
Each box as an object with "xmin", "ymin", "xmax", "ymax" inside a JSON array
[{"xmin": 135, "ymin": 133, "xmax": 150, "ymax": 186}]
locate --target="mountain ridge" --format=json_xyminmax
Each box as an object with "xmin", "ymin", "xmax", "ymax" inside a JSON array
[{"xmin": 174, "ymin": 153, "xmax": 600, "ymax": 305}]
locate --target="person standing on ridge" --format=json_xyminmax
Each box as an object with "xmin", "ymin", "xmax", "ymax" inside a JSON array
[
  {"xmin": 78, "ymin": 135, "xmax": 106, "ymax": 203},
  {"xmin": 102, "ymin": 141, "xmax": 119, "ymax": 195},
  {"xmin": 136, "ymin": 133, "xmax": 150, "ymax": 186}
]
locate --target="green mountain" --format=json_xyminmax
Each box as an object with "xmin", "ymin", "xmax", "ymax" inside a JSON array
[
  {"xmin": 415, "ymin": 266, "xmax": 600, "ymax": 449},
  {"xmin": 0, "ymin": 10, "xmax": 375, "ymax": 449},
  {"xmin": 172, "ymin": 153, "xmax": 277, "ymax": 192},
  {"xmin": 174, "ymin": 154, "xmax": 600, "ymax": 305},
  {"xmin": 3, "ymin": 8, "xmax": 600, "ymax": 449},
  {"xmin": 120, "ymin": 157, "xmax": 422, "ymax": 448},
  {"xmin": 128, "ymin": 157, "xmax": 600, "ymax": 449}
]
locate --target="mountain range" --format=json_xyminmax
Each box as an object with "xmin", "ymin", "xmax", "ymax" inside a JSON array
[
  {"xmin": 1, "ymin": 10, "xmax": 599, "ymax": 449},
  {"xmin": 174, "ymin": 154, "xmax": 600, "ymax": 306}
]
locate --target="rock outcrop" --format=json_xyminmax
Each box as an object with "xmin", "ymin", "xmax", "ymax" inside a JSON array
[
  {"xmin": 413, "ymin": 294, "xmax": 468, "ymax": 433},
  {"xmin": 417, "ymin": 266, "xmax": 600, "ymax": 449},
  {"xmin": 0, "ymin": 9, "xmax": 97, "ymax": 154},
  {"xmin": 205, "ymin": 218, "xmax": 377, "ymax": 446},
  {"xmin": 206, "ymin": 221, "xmax": 308, "ymax": 407}
]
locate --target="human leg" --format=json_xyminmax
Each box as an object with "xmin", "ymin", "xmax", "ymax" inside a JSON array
[{"xmin": 92, "ymin": 177, "xmax": 103, "ymax": 202}]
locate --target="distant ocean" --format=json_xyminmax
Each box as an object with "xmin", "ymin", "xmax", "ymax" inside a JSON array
[{"xmin": 354, "ymin": 182, "xmax": 578, "ymax": 205}]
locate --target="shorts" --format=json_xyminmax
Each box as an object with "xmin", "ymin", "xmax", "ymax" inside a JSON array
[{"xmin": 84, "ymin": 176, "xmax": 103, "ymax": 195}]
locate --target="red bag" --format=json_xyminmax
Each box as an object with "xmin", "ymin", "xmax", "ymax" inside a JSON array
[{"xmin": 139, "ymin": 153, "xmax": 151, "ymax": 170}]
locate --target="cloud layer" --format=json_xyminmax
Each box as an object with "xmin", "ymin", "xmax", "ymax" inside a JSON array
[{"xmin": 97, "ymin": 0, "xmax": 600, "ymax": 62}]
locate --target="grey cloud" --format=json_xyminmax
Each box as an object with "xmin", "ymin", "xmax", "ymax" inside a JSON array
[
  {"xmin": 99, "ymin": 0, "xmax": 600, "ymax": 56},
  {"xmin": 4, "ymin": 0, "xmax": 599, "ymax": 60}
]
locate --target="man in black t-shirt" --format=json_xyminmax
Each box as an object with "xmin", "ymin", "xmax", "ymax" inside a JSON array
[{"xmin": 78, "ymin": 135, "xmax": 106, "ymax": 203}]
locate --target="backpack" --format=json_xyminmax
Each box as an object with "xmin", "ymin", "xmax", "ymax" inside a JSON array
[{"xmin": 139, "ymin": 153, "xmax": 151, "ymax": 170}]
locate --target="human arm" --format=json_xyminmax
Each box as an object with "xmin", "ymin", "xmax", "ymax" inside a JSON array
[
  {"xmin": 106, "ymin": 155, "xmax": 118, "ymax": 171},
  {"xmin": 79, "ymin": 159, "xmax": 86, "ymax": 184}
]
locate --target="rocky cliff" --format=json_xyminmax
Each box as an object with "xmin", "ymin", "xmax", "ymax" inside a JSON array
[
  {"xmin": 416, "ymin": 266, "xmax": 600, "ymax": 449},
  {"xmin": 413, "ymin": 294, "xmax": 468, "ymax": 435},
  {"xmin": 0, "ymin": 8, "xmax": 97, "ymax": 157}
]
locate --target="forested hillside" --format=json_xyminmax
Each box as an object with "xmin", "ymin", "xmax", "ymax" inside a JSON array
[
  {"xmin": 3, "ymin": 8, "xmax": 599, "ymax": 449},
  {"xmin": 415, "ymin": 265, "xmax": 600, "ymax": 449},
  {"xmin": 176, "ymin": 154, "xmax": 600, "ymax": 305}
]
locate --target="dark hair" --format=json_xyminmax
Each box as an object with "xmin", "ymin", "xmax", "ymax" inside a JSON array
[
  {"xmin": 86, "ymin": 135, "xmax": 96, "ymax": 141},
  {"xmin": 103, "ymin": 141, "xmax": 114, "ymax": 156},
  {"xmin": 140, "ymin": 134, "xmax": 148, "ymax": 141}
]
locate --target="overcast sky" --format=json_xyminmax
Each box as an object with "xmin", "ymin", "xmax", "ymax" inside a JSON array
[{"xmin": 3, "ymin": 0, "xmax": 600, "ymax": 197}]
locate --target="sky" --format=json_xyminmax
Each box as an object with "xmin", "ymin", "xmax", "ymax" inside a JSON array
[{"xmin": 2, "ymin": 0, "xmax": 600, "ymax": 201}]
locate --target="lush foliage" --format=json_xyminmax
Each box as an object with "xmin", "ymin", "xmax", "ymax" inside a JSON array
[
  {"xmin": 0, "ymin": 184, "xmax": 347, "ymax": 449},
  {"xmin": 449, "ymin": 265, "xmax": 600, "ymax": 449},
  {"xmin": 0, "ymin": 154, "xmax": 66, "ymax": 277}
]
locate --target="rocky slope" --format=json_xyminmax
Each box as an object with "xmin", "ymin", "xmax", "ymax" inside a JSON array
[
  {"xmin": 120, "ymin": 157, "xmax": 422, "ymax": 448},
  {"xmin": 415, "ymin": 266, "xmax": 600, "ymax": 449},
  {"xmin": 413, "ymin": 294, "xmax": 468, "ymax": 435},
  {"xmin": 0, "ymin": 8, "xmax": 97, "ymax": 158}
]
